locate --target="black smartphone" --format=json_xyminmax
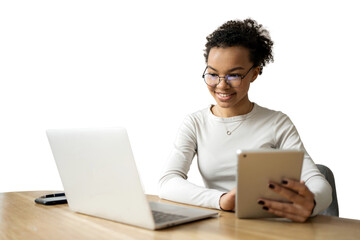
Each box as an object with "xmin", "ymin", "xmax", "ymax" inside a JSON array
[{"xmin": 35, "ymin": 194, "xmax": 67, "ymax": 205}]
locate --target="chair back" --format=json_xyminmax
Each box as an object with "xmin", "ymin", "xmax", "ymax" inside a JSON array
[{"xmin": 316, "ymin": 164, "xmax": 339, "ymax": 217}]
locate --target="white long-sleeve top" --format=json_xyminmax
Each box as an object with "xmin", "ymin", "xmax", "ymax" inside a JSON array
[{"xmin": 159, "ymin": 103, "xmax": 332, "ymax": 216}]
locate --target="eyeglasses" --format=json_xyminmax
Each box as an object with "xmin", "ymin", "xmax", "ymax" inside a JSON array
[{"xmin": 202, "ymin": 65, "xmax": 255, "ymax": 88}]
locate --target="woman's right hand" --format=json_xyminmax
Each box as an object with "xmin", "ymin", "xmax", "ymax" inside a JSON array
[{"xmin": 219, "ymin": 188, "xmax": 236, "ymax": 211}]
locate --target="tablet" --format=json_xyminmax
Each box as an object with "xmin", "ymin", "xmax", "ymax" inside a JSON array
[{"xmin": 236, "ymin": 149, "xmax": 304, "ymax": 219}]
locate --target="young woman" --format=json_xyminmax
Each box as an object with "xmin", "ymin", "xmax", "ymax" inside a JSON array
[{"xmin": 159, "ymin": 19, "xmax": 332, "ymax": 222}]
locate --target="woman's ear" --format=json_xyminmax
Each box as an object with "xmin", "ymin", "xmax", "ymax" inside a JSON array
[{"xmin": 250, "ymin": 66, "xmax": 260, "ymax": 83}]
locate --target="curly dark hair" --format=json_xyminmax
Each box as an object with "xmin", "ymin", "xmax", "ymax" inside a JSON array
[{"xmin": 204, "ymin": 18, "xmax": 274, "ymax": 75}]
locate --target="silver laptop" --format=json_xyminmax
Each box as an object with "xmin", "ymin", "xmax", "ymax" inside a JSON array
[{"xmin": 46, "ymin": 127, "xmax": 218, "ymax": 230}]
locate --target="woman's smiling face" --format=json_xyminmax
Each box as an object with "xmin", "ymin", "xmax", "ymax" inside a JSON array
[{"xmin": 206, "ymin": 46, "xmax": 259, "ymax": 116}]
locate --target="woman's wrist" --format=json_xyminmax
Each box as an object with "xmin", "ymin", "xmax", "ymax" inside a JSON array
[{"xmin": 219, "ymin": 193, "xmax": 227, "ymax": 211}]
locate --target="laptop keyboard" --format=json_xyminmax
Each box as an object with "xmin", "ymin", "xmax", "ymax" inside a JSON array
[{"xmin": 152, "ymin": 210, "xmax": 187, "ymax": 224}]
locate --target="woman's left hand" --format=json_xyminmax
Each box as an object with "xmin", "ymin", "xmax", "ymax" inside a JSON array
[{"xmin": 258, "ymin": 178, "xmax": 315, "ymax": 223}]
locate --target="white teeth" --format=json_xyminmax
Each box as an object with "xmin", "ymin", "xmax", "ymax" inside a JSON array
[{"xmin": 218, "ymin": 93, "xmax": 232, "ymax": 97}]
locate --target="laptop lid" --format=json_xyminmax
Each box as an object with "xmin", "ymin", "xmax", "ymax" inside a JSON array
[{"xmin": 46, "ymin": 127, "xmax": 156, "ymax": 229}]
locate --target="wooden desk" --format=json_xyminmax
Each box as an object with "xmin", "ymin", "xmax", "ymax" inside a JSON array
[{"xmin": 1, "ymin": 191, "xmax": 360, "ymax": 240}]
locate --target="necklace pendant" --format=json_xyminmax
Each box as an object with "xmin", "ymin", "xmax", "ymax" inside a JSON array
[{"xmin": 227, "ymin": 131, "xmax": 231, "ymax": 135}]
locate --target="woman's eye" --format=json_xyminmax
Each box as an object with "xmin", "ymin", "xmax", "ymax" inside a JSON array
[{"xmin": 228, "ymin": 74, "xmax": 241, "ymax": 79}]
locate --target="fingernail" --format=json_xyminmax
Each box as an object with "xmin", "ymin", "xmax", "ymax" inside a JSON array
[
  {"xmin": 257, "ymin": 200, "xmax": 265, "ymax": 205},
  {"xmin": 281, "ymin": 180, "xmax": 288, "ymax": 185},
  {"xmin": 268, "ymin": 183, "xmax": 275, "ymax": 189},
  {"xmin": 263, "ymin": 206, "xmax": 269, "ymax": 211}
]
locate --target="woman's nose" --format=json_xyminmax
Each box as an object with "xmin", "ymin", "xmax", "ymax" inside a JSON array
[{"xmin": 216, "ymin": 77, "xmax": 231, "ymax": 89}]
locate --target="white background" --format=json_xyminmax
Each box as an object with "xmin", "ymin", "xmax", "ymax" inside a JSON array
[{"xmin": 1, "ymin": 0, "xmax": 359, "ymax": 219}]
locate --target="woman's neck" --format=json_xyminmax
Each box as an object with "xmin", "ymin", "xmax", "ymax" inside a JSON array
[{"xmin": 213, "ymin": 101, "xmax": 254, "ymax": 118}]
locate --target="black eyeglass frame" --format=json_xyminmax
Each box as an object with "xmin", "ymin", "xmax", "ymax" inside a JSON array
[{"xmin": 202, "ymin": 65, "xmax": 255, "ymax": 88}]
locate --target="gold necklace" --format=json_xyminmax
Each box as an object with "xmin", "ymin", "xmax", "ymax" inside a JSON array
[{"xmin": 216, "ymin": 103, "xmax": 253, "ymax": 135}]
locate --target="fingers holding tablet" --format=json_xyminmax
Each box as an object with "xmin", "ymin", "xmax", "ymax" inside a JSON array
[
  {"xmin": 258, "ymin": 200, "xmax": 309, "ymax": 223},
  {"xmin": 258, "ymin": 179, "xmax": 315, "ymax": 222}
]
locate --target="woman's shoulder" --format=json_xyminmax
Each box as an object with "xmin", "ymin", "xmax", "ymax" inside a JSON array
[
  {"xmin": 254, "ymin": 103, "xmax": 291, "ymax": 122},
  {"xmin": 182, "ymin": 106, "xmax": 211, "ymax": 126},
  {"xmin": 186, "ymin": 105, "xmax": 211, "ymax": 119}
]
